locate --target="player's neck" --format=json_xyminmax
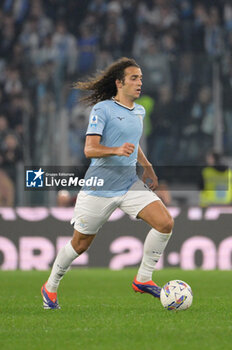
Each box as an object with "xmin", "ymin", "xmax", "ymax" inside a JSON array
[{"xmin": 113, "ymin": 94, "xmax": 135, "ymax": 109}]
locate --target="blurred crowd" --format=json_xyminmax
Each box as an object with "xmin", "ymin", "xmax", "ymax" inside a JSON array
[{"xmin": 0, "ymin": 0, "xmax": 232, "ymax": 206}]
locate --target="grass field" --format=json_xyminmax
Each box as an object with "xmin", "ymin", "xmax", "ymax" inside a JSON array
[{"xmin": 0, "ymin": 269, "xmax": 231, "ymax": 350}]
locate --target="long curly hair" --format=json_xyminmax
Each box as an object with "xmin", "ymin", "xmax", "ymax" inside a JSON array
[{"xmin": 74, "ymin": 57, "xmax": 140, "ymax": 106}]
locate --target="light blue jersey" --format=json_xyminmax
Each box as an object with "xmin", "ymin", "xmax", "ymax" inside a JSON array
[{"xmin": 83, "ymin": 99, "xmax": 145, "ymax": 197}]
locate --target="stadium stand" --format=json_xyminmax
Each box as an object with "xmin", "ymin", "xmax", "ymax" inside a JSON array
[{"xmin": 0, "ymin": 0, "xmax": 231, "ymax": 205}]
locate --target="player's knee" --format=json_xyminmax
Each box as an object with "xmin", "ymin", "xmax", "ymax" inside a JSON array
[
  {"xmin": 71, "ymin": 236, "xmax": 92, "ymax": 254},
  {"xmin": 72, "ymin": 240, "xmax": 89, "ymax": 254},
  {"xmin": 156, "ymin": 216, "xmax": 174, "ymax": 233},
  {"xmin": 72, "ymin": 230, "xmax": 96, "ymax": 254},
  {"xmin": 163, "ymin": 216, "xmax": 174, "ymax": 233}
]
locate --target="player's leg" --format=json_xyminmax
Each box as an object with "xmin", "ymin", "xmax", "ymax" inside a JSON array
[
  {"xmin": 41, "ymin": 230, "xmax": 95, "ymax": 309},
  {"xmin": 136, "ymin": 200, "xmax": 173, "ymax": 283},
  {"xmin": 41, "ymin": 191, "xmax": 119, "ymax": 309},
  {"xmin": 46, "ymin": 230, "xmax": 96, "ymax": 292},
  {"xmin": 120, "ymin": 180, "xmax": 173, "ymax": 298}
]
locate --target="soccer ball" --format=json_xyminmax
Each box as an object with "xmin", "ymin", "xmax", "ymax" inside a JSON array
[{"xmin": 160, "ymin": 280, "xmax": 193, "ymax": 311}]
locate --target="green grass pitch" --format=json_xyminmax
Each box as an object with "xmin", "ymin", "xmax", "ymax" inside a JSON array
[{"xmin": 0, "ymin": 269, "xmax": 231, "ymax": 350}]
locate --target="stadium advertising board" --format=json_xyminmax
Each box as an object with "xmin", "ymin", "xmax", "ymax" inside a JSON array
[{"xmin": 0, "ymin": 206, "xmax": 231, "ymax": 270}]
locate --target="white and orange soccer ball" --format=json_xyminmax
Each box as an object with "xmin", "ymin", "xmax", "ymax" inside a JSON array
[{"xmin": 160, "ymin": 280, "xmax": 193, "ymax": 311}]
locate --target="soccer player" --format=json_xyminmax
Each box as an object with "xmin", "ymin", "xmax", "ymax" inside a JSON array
[{"xmin": 41, "ymin": 57, "xmax": 174, "ymax": 309}]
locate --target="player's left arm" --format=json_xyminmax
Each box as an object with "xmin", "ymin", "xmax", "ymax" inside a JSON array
[{"xmin": 137, "ymin": 145, "xmax": 158, "ymax": 191}]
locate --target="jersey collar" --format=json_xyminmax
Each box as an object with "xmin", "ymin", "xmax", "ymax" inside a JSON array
[{"xmin": 112, "ymin": 98, "xmax": 135, "ymax": 110}]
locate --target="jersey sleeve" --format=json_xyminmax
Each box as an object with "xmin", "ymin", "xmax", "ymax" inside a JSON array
[
  {"xmin": 141, "ymin": 105, "xmax": 146, "ymax": 120},
  {"xmin": 86, "ymin": 104, "xmax": 107, "ymax": 136},
  {"xmin": 135, "ymin": 103, "xmax": 146, "ymax": 120}
]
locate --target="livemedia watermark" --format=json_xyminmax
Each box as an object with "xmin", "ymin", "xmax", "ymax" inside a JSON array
[{"xmin": 25, "ymin": 166, "xmax": 104, "ymax": 190}]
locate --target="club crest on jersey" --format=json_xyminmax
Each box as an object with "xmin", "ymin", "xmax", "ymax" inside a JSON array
[{"xmin": 90, "ymin": 115, "xmax": 98, "ymax": 127}]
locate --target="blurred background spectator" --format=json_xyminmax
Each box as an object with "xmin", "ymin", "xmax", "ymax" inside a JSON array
[
  {"xmin": 0, "ymin": 0, "xmax": 231, "ymax": 206},
  {"xmin": 56, "ymin": 190, "xmax": 76, "ymax": 207},
  {"xmin": 199, "ymin": 151, "xmax": 232, "ymax": 207}
]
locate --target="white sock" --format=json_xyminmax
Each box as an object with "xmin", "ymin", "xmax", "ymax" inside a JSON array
[
  {"xmin": 137, "ymin": 228, "xmax": 172, "ymax": 283},
  {"xmin": 46, "ymin": 240, "xmax": 79, "ymax": 292}
]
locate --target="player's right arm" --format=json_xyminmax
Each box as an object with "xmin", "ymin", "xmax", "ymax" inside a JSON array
[
  {"xmin": 85, "ymin": 103, "xmax": 134, "ymax": 158},
  {"xmin": 84, "ymin": 135, "xmax": 135, "ymax": 158}
]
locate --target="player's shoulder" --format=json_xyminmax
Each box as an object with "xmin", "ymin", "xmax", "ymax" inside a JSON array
[
  {"xmin": 92, "ymin": 100, "xmax": 112, "ymax": 112},
  {"xmin": 134, "ymin": 103, "xmax": 146, "ymax": 115}
]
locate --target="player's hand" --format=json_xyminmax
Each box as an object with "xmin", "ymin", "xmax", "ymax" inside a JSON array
[
  {"xmin": 116, "ymin": 143, "xmax": 135, "ymax": 157},
  {"xmin": 142, "ymin": 165, "xmax": 158, "ymax": 191}
]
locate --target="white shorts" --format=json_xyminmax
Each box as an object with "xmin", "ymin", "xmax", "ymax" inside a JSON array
[{"xmin": 70, "ymin": 179, "xmax": 160, "ymax": 235}]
